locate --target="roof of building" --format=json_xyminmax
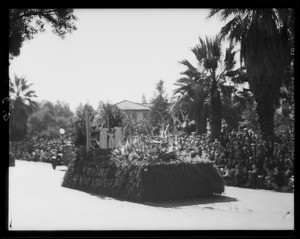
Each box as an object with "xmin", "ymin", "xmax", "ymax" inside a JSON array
[
  {"xmin": 115, "ymin": 100, "xmax": 152, "ymax": 111},
  {"xmin": 142, "ymin": 103, "xmax": 153, "ymax": 108}
]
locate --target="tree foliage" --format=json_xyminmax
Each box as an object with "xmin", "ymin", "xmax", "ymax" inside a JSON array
[
  {"xmin": 9, "ymin": 9, "xmax": 77, "ymax": 58},
  {"xmin": 28, "ymin": 100, "xmax": 74, "ymax": 135},
  {"xmin": 239, "ymin": 101, "xmax": 259, "ymax": 132},
  {"xmin": 171, "ymin": 76, "xmax": 210, "ymax": 135},
  {"xmin": 175, "ymin": 36, "xmax": 249, "ymax": 139},
  {"xmin": 70, "ymin": 103, "xmax": 95, "ymax": 147},
  {"xmin": 209, "ymin": 8, "xmax": 294, "ymax": 140},
  {"xmin": 9, "ymin": 76, "xmax": 38, "ymax": 141},
  {"xmin": 141, "ymin": 94, "xmax": 147, "ymax": 104},
  {"xmin": 149, "ymin": 80, "xmax": 171, "ymax": 134},
  {"xmin": 96, "ymin": 102, "xmax": 126, "ymax": 129}
]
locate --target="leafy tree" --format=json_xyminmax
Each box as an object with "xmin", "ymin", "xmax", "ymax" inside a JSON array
[
  {"xmin": 28, "ymin": 100, "xmax": 74, "ymax": 134},
  {"xmin": 70, "ymin": 103, "xmax": 95, "ymax": 147},
  {"xmin": 27, "ymin": 103, "xmax": 55, "ymax": 133},
  {"xmin": 96, "ymin": 102, "xmax": 126, "ymax": 128},
  {"xmin": 54, "ymin": 100, "xmax": 74, "ymax": 119},
  {"xmin": 141, "ymin": 94, "xmax": 147, "ymax": 104},
  {"xmin": 211, "ymin": 79, "xmax": 254, "ymax": 132},
  {"xmin": 9, "ymin": 9, "xmax": 77, "ymax": 58},
  {"xmin": 149, "ymin": 80, "xmax": 171, "ymax": 134},
  {"xmin": 53, "ymin": 100, "xmax": 74, "ymax": 131},
  {"xmin": 9, "ymin": 76, "xmax": 38, "ymax": 141},
  {"xmin": 209, "ymin": 8, "xmax": 293, "ymax": 141},
  {"xmin": 239, "ymin": 101, "xmax": 259, "ymax": 132}
]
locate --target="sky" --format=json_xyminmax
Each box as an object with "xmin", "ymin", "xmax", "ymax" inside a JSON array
[{"xmin": 9, "ymin": 9, "xmax": 226, "ymax": 112}]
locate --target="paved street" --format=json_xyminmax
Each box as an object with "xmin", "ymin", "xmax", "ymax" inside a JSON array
[{"xmin": 9, "ymin": 160, "xmax": 294, "ymax": 230}]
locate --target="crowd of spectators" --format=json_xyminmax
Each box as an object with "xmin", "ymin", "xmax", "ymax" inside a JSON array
[
  {"xmin": 10, "ymin": 126, "xmax": 294, "ymax": 193},
  {"xmin": 10, "ymin": 133, "xmax": 73, "ymax": 163},
  {"xmin": 164, "ymin": 126, "xmax": 294, "ymax": 193}
]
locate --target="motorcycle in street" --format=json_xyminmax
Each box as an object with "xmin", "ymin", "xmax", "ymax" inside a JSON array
[
  {"xmin": 51, "ymin": 148, "xmax": 63, "ymax": 170},
  {"xmin": 51, "ymin": 143, "xmax": 74, "ymax": 170}
]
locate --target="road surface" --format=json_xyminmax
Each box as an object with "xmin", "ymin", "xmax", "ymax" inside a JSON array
[{"xmin": 8, "ymin": 160, "xmax": 294, "ymax": 230}]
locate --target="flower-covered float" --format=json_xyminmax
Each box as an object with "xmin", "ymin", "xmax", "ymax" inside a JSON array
[{"xmin": 62, "ymin": 110, "xmax": 224, "ymax": 202}]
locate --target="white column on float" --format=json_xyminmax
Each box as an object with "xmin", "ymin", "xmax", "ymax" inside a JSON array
[
  {"xmin": 99, "ymin": 128, "xmax": 108, "ymax": 149},
  {"xmin": 114, "ymin": 127, "xmax": 123, "ymax": 148}
]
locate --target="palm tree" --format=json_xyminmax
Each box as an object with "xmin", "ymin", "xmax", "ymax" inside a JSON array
[
  {"xmin": 171, "ymin": 76, "xmax": 210, "ymax": 135},
  {"xmin": 209, "ymin": 8, "xmax": 293, "ymax": 141},
  {"xmin": 9, "ymin": 76, "xmax": 38, "ymax": 141},
  {"xmin": 172, "ymin": 74, "xmax": 252, "ymax": 136},
  {"xmin": 178, "ymin": 36, "xmax": 247, "ymax": 140}
]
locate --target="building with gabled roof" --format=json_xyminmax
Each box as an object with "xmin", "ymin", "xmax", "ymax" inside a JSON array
[{"xmin": 115, "ymin": 100, "xmax": 152, "ymax": 121}]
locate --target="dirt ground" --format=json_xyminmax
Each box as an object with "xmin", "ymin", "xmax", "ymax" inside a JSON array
[{"xmin": 8, "ymin": 160, "xmax": 294, "ymax": 230}]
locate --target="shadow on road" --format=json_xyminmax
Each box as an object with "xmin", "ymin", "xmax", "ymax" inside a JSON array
[
  {"xmin": 87, "ymin": 191, "xmax": 237, "ymax": 208},
  {"xmin": 143, "ymin": 195, "xmax": 238, "ymax": 208}
]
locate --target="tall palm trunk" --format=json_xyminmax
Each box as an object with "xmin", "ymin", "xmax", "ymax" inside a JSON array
[
  {"xmin": 9, "ymin": 108, "xmax": 28, "ymax": 141},
  {"xmin": 210, "ymin": 80, "xmax": 222, "ymax": 140},
  {"xmin": 195, "ymin": 104, "xmax": 207, "ymax": 135},
  {"xmin": 209, "ymin": 9, "xmax": 292, "ymax": 143},
  {"xmin": 256, "ymin": 94, "xmax": 275, "ymax": 142}
]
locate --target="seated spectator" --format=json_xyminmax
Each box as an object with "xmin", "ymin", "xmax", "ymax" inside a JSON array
[
  {"xmin": 234, "ymin": 145, "xmax": 244, "ymax": 162},
  {"xmin": 273, "ymin": 166, "xmax": 286, "ymax": 191},
  {"xmin": 231, "ymin": 158, "xmax": 238, "ymax": 168},
  {"xmin": 223, "ymin": 165, "xmax": 234, "ymax": 185},
  {"xmin": 275, "ymin": 154, "xmax": 284, "ymax": 170},
  {"xmin": 242, "ymin": 146, "xmax": 251, "ymax": 161},
  {"xmin": 255, "ymin": 145, "xmax": 265, "ymax": 170},
  {"xmin": 240, "ymin": 166, "xmax": 249, "ymax": 187},
  {"xmin": 285, "ymin": 165, "xmax": 294, "ymax": 180},
  {"xmin": 288, "ymin": 176, "xmax": 294, "ymax": 192},
  {"xmin": 233, "ymin": 164, "xmax": 242, "ymax": 186},
  {"xmin": 219, "ymin": 156, "xmax": 226, "ymax": 166},
  {"xmin": 250, "ymin": 143, "xmax": 256, "ymax": 157},
  {"xmin": 268, "ymin": 158, "xmax": 277, "ymax": 170},
  {"xmin": 263, "ymin": 168, "xmax": 276, "ymax": 190},
  {"xmin": 256, "ymin": 162, "xmax": 268, "ymax": 189},
  {"xmin": 245, "ymin": 164, "xmax": 258, "ymax": 188},
  {"xmin": 197, "ymin": 146, "xmax": 202, "ymax": 157}
]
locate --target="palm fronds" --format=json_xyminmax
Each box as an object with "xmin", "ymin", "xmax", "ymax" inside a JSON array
[
  {"xmin": 9, "ymin": 75, "xmax": 38, "ymax": 141},
  {"xmin": 179, "ymin": 60, "xmax": 199, "ymax": 75}
]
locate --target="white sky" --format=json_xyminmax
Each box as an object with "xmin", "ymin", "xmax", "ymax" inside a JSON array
[{"xmin": 9, "ymin": 9, "xmax": 225, "ymax": 112}]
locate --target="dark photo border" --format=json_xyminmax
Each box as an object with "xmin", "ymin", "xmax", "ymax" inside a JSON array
[{"xmin": 1, "ymin": 0, "xmax": 298, "ymax": 238}]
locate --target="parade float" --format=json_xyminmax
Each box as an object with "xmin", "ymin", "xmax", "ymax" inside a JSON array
[{"xmin": 61, "ymin": 109, "xmax": 225, "ymax": 202}]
